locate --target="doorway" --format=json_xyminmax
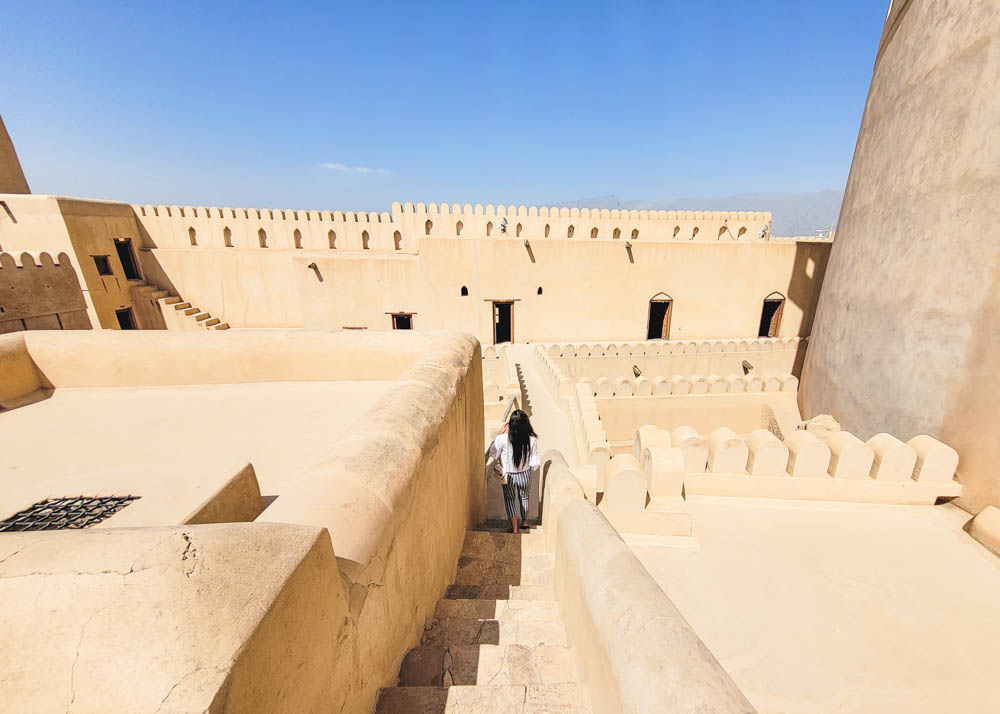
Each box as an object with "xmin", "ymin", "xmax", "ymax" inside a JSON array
[
  {"xmin": 114, "ymin": 239, "xmax": 142, "ymax": 281},
  {"xmin": 493, "ymin": 301, "xmax": 513, "ymax": 344},
  {"xmin": 391, "ymin": 313, "xmax": 413, "ymax": 330},
  {"xmin": 646, "ymin": 294, "xmax": 673, "ymax": 339},
  {"xmin": 115, "ymin": 308, "xmax": 137, "ymax": 330},
  {"xmin": 758, "ymin": 293, "xmax": 785, "ymax": 337}
]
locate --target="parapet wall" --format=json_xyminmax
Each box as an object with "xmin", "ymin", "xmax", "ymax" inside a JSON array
[
  {"xmin": 0, "ymin": 251, "xmax": 91, "ymax": 332},
  {"xmin": 132, "ymin": 200, "xmax": 790, "ymax": 252}
]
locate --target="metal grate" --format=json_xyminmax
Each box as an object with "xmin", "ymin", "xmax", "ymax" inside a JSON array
[{"xmin": 0, "ymin": 496, "xmax": 140, "ymax": 532}]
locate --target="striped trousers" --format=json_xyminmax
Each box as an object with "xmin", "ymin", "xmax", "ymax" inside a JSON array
[{"xmin": 501, "ymin": 469, "xmax": 531, "ymax": 521}]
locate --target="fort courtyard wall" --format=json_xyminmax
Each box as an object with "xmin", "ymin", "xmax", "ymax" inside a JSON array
[{"xmin": 799, "ymin": 0, "xmax": 1000, "ymax": 514}]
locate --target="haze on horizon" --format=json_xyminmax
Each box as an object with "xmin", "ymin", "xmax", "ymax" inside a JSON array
[{"xmin": 1, "ymin": 0, "xmax": 885, "ymax": 232}]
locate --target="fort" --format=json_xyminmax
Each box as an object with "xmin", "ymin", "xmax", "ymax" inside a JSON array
[{"xmin": 2, "ymin": 1, "xmax": 1000, "ymax": 712}]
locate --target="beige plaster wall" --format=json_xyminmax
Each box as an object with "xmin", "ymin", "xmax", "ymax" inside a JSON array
[
  {"xmin": 545, "ymin": 464, "xmax": 756, "ymax": 713},
  {"xmin": 799, "ymin": 0, "xmax": 1000, "ymax": 513},
  {"xmin": 0, "ymin": 194, "xmax": 162, "ymax": 329},
  {"xmin": 257, "ymin": 331, "xmax": 485, "ymax": 712},
  {"xmin": 0, "ymin": 251, "xmax": 90, "ymax": 332},
  {"xmin": 0, "ymin": 523, "xmax": 354, "ymax": 713},
  {"xmin": 127, "ymin": 199, "xmax": 828, "ymax": 338},
  {"xmin": 0, "ymin": 114, "xmax": 29, "ymax": 194}
]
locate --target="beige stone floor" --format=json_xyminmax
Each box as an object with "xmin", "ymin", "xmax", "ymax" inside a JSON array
[
  {"xmin": 626, "ymin": 497, "xmax": 1000, "ymax": 713},
  {"xmin": 0, "ymin": 381, "xmax": 391, "ymax": 514}
]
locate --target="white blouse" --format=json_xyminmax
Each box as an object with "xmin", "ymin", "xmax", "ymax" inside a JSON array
[{"xmin": 487, "ymin": 433, "xmax": 540, "ymax": 474}]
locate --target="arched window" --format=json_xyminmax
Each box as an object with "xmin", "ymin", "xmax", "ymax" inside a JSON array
[
  {"xmin": 456, "ymin": 220, "xmax": 463, "ymax": 236},
  {"xmin": 631, "ymin": 228, "xmax": 639, "ymax": 240},
  {"xmin": 486, "ymin": 221, "xmax": 493, "ymax": 237},
  {"xmin": 590, "ymin": 227, "xmax": 599, "ymax": 239},
  {"xmin": 460, "ymin": 285, "xmax": 469, "ymax": 296},
  {"xmin": 328, "ymin": 230, "xmax": 337, "ymax": 249},
  {"xmin": 294, "ymin": 228, "xmax": 303, "ymax": 249},
  {"xmin": 188, "ymin": 227, "xmax": 197, "ymax": 246},
  {"xmin": 425, "ymin": 219, "xmax": 433, "ymax": 235},
  {"xmin": 647, "ymin": 292, "xmax": 673, "ymax": 340},
  {"xmin": 362, "ymin": 230, "xmax": 370, "ymax": 250},
  {"xmin": 758, "ymin": 292, "xmax": 785, "ymax": 338},
  {"xmin": 544, "ymin": 224, "xmax": 550, "ymax": 238},
  {"xmin": 224, "ymin": 226, "xmax": 233, "ymax": 247},
  {"xmin": 537, "ymin": 286, "xmax": 543, "ymax": 295},
  {"xmin": 258, "ymin": 228, "xmax": 268, "ymax": 248},
  {"xmin": 567, "ymin": 225, "xmax": 575, "ymax": 238},
  {"xmin": 393, "ymin": 230, "xmax": 402, "ymax": 250},
  {"xmin": 516, "ymin": 223, "xmax": 522, "ymax": 237},
  {"xmin": 612, "ymin": 228, "xmax": 621, "ymax": 240}
]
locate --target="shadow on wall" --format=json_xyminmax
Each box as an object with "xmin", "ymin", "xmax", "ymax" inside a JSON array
[{"xmin": 786, "ymin": 242, "xmax": 831, "ymax": 339}]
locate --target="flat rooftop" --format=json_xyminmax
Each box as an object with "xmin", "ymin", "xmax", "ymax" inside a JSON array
[
  {"xmin": 627, "ymin": 497, "xmax": 1000, "ymax": 713},
  {"xmin": 0, "ymin": 380, "xmax": 391, "ymax": 523}
]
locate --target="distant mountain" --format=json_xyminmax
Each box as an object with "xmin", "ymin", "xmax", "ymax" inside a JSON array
[{"xmin": 555, "ymin": 190, "xmax": 843, "ymax": 237}]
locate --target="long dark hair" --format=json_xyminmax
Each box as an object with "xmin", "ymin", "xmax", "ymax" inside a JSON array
[{"xmin": 508, "ymin": 410, "xmax": 537, "ymax": 469}]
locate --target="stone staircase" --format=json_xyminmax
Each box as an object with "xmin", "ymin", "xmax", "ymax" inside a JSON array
[
  {"xmin": 376, "ymin": 523, "xmax": 590, "ymax": 713},
  {"xmin": 134, "ymin": 284, "xmax": 230, "ymax": 330}
]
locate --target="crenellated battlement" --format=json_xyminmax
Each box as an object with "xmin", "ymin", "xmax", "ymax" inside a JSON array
[
  {"xmin": 0, "ymin": 250, "xmax": 75, "ymax": 270},
  {"xmin": 130, "ymin": 199, "xmax": 827, "ymax": 253}
]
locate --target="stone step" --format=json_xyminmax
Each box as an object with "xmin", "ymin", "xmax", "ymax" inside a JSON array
[
  {"xmin": 455, "ymin": 552, "xmax": 555, "ymax": 589},
  {"xmin": 445, "ymin": 584, "xmax": 555, "ymax": 601},
  {"xmin": 214, "ymin": 323, "xmax": 231, "ymax": 330},
  {"xmin": 204, "ymin": 317, "xmax": 221, "ymax": 327},
  {"xmin": 194, "ymin": 312, "xmax": 211, "ymax": 322},
  {"xmin": 421, "ymin": 599, "xmax": 567, "ymax": 647},
  {"xmin": 397, "ymin": 644, "xmax": 578, "ymax": 687},
  {"xmin": 182, "ymin": 307, "xmax": 200, "ymax": 316},
  {"xmin": 173, "ymin": 302, "xmax": 191, "ymax": 310},
  {"xmin": 160, "ymin": 296, "xmax": 182, "ymax": 305},
  {"xmin": 376, "ymin": 683, "xmax": 587, "ymax": 713},
  {"xmin": 461, "ymin": 530, "xmax": 546, "ymax": 565},
  {"xmin": 148, "ymin": 290, "xmax": 169, "ymax": 299}
]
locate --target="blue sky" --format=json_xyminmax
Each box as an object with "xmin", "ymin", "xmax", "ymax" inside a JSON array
[{"xmin": 1, "ymin": 1, "xmax": 888, "ymax": 211}]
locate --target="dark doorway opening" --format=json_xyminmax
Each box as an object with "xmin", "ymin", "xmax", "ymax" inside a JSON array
[
  {"xmin": 646, "ymin": 295, "xmax": 672, "ymax": 339},
  {"xmin": 114, "ymin": 239, "xmax": 142, "ymax": 280},
  {"xmin": 493, "ymin": 301, "xmax": 513, "ymax": 344},
  {"xmin": 758, "ymin": 295, "xmax": 785, "ymax": 337},
  {"xmin": 115, "ymin": 308, "xmax": 137, "ymax": 330},
  {"xmin": 391, "ymin": 313, "xmax": 412, "ymax": 330}
]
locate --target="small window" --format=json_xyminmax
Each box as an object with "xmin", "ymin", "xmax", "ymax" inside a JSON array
[
  {"xmin": 461, "ymin": 285, "xmax": 469, "ymax": 296},
  {"xmin": 393, "ymin": 231, "xmax": 402, "ymax": 250},
  {"xmin": 391, "ymin": 313, "xmax": 413, "ymax": 330},
  {"xmin": 631, "ymin": 229, "xmax": 639, "ymax": 240},
  {"xmin": 692, "ymin": 226, "xmax": 699, "ymax": 239},
  {"xmin": 115, "ymin": 308, "xmax": 137, "ymax": 330},
  {"xmin": 224, "ymin": 226, "xmax": 233, "ymax": 247},
  {"xmin": 425, "ymin": 219, "xmax": 433, "ymax": 235},
  {"xmin": 537, "ymin": 286, "xmax": 543, "ymax": 295},
  {"xmin": 362, "ymin": 230, "xmax": 370, "ymax": 249},
  {"xmin": 544, "ymin": 224, "xmax": 550, "ymax": 238},
  {"xmin": 258, "ymin": 228, "xmax": 268, "ymax": 248},
  {"xmin": 672, "ymin": 225, "xmax": 680, "ymax": 238},
  {"xmin": 293, "ymin": 229, "xmax": 303, "ymax": 249},
  {"xmin": 516, "ymin": 223, "xmax": 522, "ymax": 237},
  {"xmin": 486, "ymin": 221, "xmax": 493, "ymax": 237},
  {"xmin": 613, "ymin": 228, "xmax": 621, "ymax": 240},
  {"xmin": 188, "ymin": 227, "xmax": 197, "ymax": 245},
  {"xmin": 456, "ymin": 221, "xmax": 463, "ymax": 236},
  {"xmin": 567, "ymin": 225, "xmax": 574, "ymax": 238},
  {"xmin": 328, "ymin": 230, "xmax": 337, "ymax": 249},
  {"xmin": 93, "ymin": 255, "xmax": 114, "ymax": 276},
  {"xmin": 591, "ymin": 227, "xmax": 598, "ymax": 239}
]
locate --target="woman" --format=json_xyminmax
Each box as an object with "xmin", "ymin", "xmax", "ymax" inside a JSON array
[{"xmin": 486, "ymin": 410, "xmax": 540, "ymax": 533}]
